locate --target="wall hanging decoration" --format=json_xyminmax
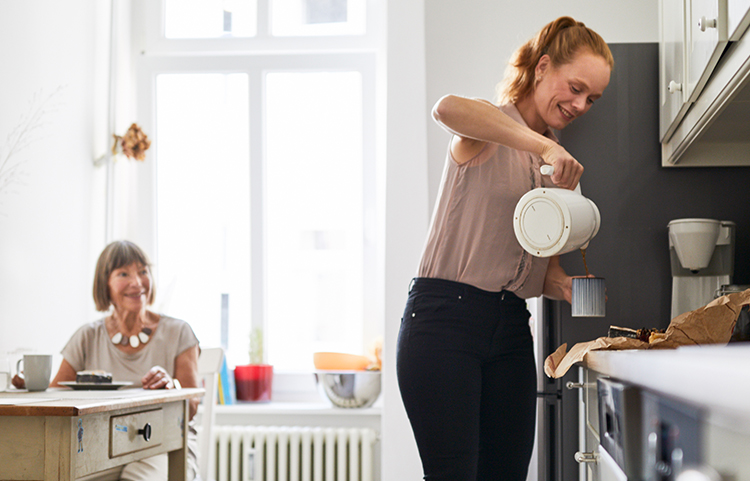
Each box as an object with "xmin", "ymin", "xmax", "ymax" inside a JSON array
[
  {"xmin": 0, "ymin": 87, "xmax": 63, "ymax": 199},
  {"xmin": 111, "ymin": 123, "xmax": 151, "ymax": 161}
]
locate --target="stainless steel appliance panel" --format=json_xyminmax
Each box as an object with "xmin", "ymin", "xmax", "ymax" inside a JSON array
[
  {"xmin": 598, "ymin": 378, "xmax": 644, "ymax": 479},
  {"xmin": 642, "ymin": 390, "xmax": 703, "ymax": 481}
]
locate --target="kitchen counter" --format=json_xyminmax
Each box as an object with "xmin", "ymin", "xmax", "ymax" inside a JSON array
[{"xmin": 582, "ymin": 344, "xmax": 750, "ymax": 428}]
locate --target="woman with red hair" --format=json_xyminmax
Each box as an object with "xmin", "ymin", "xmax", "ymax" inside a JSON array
[{"xmin": 397, "ymin": 16, "xmax": 614, "ymax": 480}]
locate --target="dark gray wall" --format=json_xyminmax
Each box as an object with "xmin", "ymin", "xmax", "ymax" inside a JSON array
[{"xmin": 553, "ymin": 43, "xmax": 750, "ymax": 480}]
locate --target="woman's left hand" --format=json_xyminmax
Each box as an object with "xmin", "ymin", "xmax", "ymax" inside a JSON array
[
  {"xmin": 141, "ymin": 366, "xmax": 175, "ymax": 389},
  {"xmin": 543, "ymin": 256, "xmax": 573, "ymax": 302}
]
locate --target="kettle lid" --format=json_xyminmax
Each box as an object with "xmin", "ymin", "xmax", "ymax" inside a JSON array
[{"xmin": 513, "ymin": 189, "xmax": 570, "ymax": 257}]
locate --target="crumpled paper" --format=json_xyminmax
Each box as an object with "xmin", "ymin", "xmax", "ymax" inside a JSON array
[{"xmin": 544, "ymin": 288, "xmax": 750, "ymax": 379}]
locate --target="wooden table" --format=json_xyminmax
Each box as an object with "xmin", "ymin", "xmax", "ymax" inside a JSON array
[{"xmin": 0, "ymin": 387, "xmax": 204, "ymax": 481}]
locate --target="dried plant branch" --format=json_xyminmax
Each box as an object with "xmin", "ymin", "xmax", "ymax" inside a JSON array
[{"xmin": 0, "ymin": 86, "xmax": 64, "ymax": 197}]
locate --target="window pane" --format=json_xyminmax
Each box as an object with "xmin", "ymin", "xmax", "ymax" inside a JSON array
[
  {"xmin": 155, "ymin": 73, "xmax": 251, "ymax": 368},
  {"xmin": 265, "ymin": 71, "xmax": 363, "ymax": 371},
  {"xmin": 165, "ymin": 0, "xmax": 257, "ymax": 38},
  {"xmin": 271, "ymin": 0, "xmax": 365, "ymax": 36}
]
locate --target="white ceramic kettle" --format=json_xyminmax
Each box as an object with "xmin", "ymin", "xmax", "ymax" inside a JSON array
[{"xmin": 512, "ymin": 169, "xmax": 600, "ymax": 257}]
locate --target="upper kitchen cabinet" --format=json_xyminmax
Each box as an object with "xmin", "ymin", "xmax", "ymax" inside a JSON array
[
  {"xmin": 729, "ymin": 0, "xmax": 750, "ymax": 39},
  {"xmin": 660, "ymin": 0, "xmax": 750, "ymax": 166},
  {"xmin": 686, "ymin": 0, "xmax": 729, "ymax": 103},
  {"xmin": 660, "ymin": 0, "xmax": 688, "ymax": 141}
]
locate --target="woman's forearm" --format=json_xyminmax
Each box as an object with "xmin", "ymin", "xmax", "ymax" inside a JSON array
[
  {"xmin": 432, "ymin": 95, "xmax": 554, "ymax": 156},
  {"xmin": 432, "ymin": 95, "xmax": 583, "ymax": 189},
  {"xmin": 543, "ymin": 256, "xmax": 573, "ymax": 303}
]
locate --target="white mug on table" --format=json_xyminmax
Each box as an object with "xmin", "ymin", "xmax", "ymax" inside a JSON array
[{"xmin": 16, "ymin": 354, "xmax": 53, "ymax": 391}]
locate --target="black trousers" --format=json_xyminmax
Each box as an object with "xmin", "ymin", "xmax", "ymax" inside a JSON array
[{"xmin": 397, "ymin": 277, "xmax": 536, "ymax": 481}]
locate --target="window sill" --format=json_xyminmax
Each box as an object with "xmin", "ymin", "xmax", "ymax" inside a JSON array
[
  {"xmin": 200, "ymin": 399, "xmax": 382, "ymax": 430},
  {"xmin": 213, "ymin": 400, "xmax": 382, "ymax": 416}
]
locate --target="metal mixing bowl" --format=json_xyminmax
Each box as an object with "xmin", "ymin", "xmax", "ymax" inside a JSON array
[{"xmin": 314, "ymin": 371, "xmax": 381, "ymax": 408}]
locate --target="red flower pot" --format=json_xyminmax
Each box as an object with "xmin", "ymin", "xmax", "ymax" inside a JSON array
[{"xmin": 234, "ymin": 364, "xmax": 273, "ymax": 402}]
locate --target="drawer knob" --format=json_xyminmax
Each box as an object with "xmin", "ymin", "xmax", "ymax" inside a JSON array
[
  {"xmin": 668, "ymin": 81, "xmax": 682, "ymax": 94},
  {"xmin": 574, "ymin": 451, "xmax": 599, "ymax": 464},
  {"xmin": 138, "ymin": 423, "xmax": 152, "ymax": 442},
  {"xmin": 698, "ymin": 16, "xmax": 717, "ymax": 32}
]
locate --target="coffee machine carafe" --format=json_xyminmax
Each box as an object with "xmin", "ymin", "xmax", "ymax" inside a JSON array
[{"xmin": 668, "ymin": 218, "xmax": 735, "ymax": 319}]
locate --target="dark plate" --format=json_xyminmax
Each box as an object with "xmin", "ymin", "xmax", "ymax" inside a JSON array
[{"xmin": 58, "ymin": 381, "xmax": 133, "ymax": 390}]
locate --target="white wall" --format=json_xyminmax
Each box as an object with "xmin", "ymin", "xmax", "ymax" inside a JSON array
[
  {"xmin": 382, "ymin": 0, "xmax": 429, "ymax": 478},
  {"xmin": 0, "ymin": 1, "xmax": 105, "ymax": 370}
]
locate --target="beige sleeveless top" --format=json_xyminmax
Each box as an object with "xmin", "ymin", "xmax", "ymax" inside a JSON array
[{"xmin": 418, "ymin": 103, "xmax": 557, "ymax": 298}]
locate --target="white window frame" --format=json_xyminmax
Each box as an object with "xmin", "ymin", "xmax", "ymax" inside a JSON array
[
  {"xmin": 139, "ymin": 0, "xmax": 382, "ymax": 52},
  {"xmin": 131, "ymin": 0, "xmax": 384, "ymax": 395}
]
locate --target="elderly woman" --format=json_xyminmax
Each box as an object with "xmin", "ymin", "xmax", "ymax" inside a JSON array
[{"xmin": 14, "ymin": 240, "xmax": 201, "ymax": 481}]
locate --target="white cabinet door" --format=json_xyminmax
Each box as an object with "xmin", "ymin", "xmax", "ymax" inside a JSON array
[
  {"xmin": 660, "ymin": 0, "xmax": 688, "ymax": 141},
  {"xmin": 727, "ymin": 0, "xmax": 750, "ymax": 39},
  {"xmin": 686, "ymin": 0, "xmax": 729, "ymax": 102}
]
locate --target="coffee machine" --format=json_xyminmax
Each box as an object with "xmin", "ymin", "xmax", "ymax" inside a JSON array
[{"xmin": 668, "ymin": 218, "xmax": 736, "ymax": 319}]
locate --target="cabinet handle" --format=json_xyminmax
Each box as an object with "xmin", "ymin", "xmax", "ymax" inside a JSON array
[
  {"xmin": 668, "ymin": 81, "xmax": 682, "ymax": 94},
  {"xmin": 575, "ymin": 451, "xmax": 599, "ymax": 464},
  {"xmin": 138, "ymin": 423, "xmax": 152, "ymax": 442},
  {"xmin": 566, "ymin": 381, "xmax": 584, "ymax": 390},
  {"xmin": 698, "ymin": 16, "xmax": 718, "ymax": 31}
]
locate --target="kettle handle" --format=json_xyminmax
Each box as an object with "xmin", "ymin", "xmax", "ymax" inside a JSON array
[{"xmin": 541, "ymin": 164, "xmax": 582, "ymax": 194}]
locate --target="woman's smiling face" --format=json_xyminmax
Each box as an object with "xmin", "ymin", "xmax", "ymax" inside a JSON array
[
  {"xmin": 108, "ymin": 262, "xmax": 152, "ymax": 313},
  {"xmin": 533, "ymin": 50, "xmax": 611, "ymax": 131}
]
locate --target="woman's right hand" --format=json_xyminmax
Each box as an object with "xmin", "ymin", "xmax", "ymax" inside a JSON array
[
  {"xmin": 141, "ymin": 365, "xmax": 175, "ymax": 389},
  {"xmin": 11, "ymin": 374, "xmax": 25, "ymax": 389},
  {"xmin": 540, "ymin": 142, "xmax": 583, "ymax": 190}
]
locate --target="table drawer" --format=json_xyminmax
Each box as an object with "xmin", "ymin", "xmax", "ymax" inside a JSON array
[{"xmin": 110, "ymin": 408, "xmax": 164, "ymax": 457}]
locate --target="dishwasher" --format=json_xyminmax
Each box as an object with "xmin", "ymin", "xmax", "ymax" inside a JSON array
[
  {"xmin": 597, "ymin": 378, "xmax": 644, "ymax": 480},
  {"xmin": 597, "ymin": 377, "xmax": 714, "ymax": 481},
  {"xmin": 642, "ymin": 390, "xmax": 704, "ymax": 481}
]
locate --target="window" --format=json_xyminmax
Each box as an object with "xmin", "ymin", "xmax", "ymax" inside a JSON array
[
  {"xmin": 265, "ymin": 71, "xmax": 365, "ymax": 369},
  {"xmin": 154, "ymin": 73, "xmax": 252, "ymax": 368},
  {"xmin": 135, "ymin": 0, "xmax": 382, "ymax": 374}
]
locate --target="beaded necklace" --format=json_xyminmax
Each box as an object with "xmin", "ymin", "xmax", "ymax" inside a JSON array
[{"xmin": 111, "ymin": 327, "xmax": 153, "ymax": 348}]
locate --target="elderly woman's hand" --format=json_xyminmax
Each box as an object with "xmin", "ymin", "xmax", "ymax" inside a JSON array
[
  {"xmin": 11, "ymin": 374, "xmax": 25, "ymax": 390},
  {"xmin": 141, "ymin": 366, "xmax": 175, "ymax": 389}
]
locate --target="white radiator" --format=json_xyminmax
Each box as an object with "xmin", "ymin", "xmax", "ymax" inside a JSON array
[{"xmin": 211, "ymin": 426, "xmax": 378, "ymax": 481}]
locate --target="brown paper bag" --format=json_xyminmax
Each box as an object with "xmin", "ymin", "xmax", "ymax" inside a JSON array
[{"xmin": 544, "ymin": 289, "xmax": 750, "ymax": 379}]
